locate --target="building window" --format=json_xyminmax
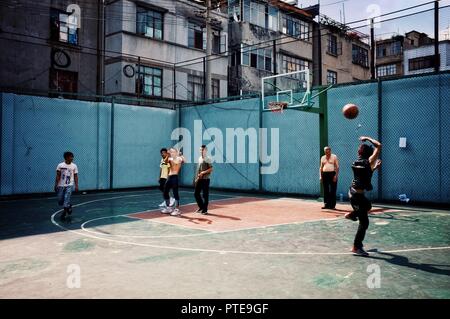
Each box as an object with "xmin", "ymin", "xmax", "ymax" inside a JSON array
[
  {"xmin": 327, "ymin": 34, "xmax": 338, "ymax": 55},
  {"xmin": 209, "ymin": 29, "xmax": 227, "ymax": 54},
  {"xmin": 267, "ymin": 6, "xmax": 279, "ymax": 31},
  {"xmin": 243, "ymin": 0, "xmax": 278, "ymax": 31},
  {"xmin": 281, "ymin": 14, "xmax": 311, "ymax": 41},
  {"xmin": 409, "ymin": 55, "xmax": 435, "ymax": 71},
  {"xmin": 228, "ymin": 0, "xmax": 241, "ymax": 21},
  {"xmin": 49, "ymin": 68, "xmax": 78, "ymax": 94},
  {"xmin": 352, "ymin": 45, "xmax": 369, "ymax": 68},
  {"xmin": 188, "ymin": 75, "xmax": 204, "ymax": 101},
  {"xmin": 377, "ymin": 41, "xmax": 402, "ymax": 58},
  {"xmin": 137, "ymin": 66, "xmax": 162, "ymax": 97},
  {"xmin": 188, "ymin": 23, "xmax": 204, "ymax": 50},
  {"xmin": 377, "ymin": 64, "xmax": 397, "ymax": 77},
  {"xmin": 212, "ymin": 79, "xmax": 220, "ymax": 99},
  {"xmin": 136, "ymin": 7, "xmax": 163, "ymax": 40},
  {"xmin": 327, "ymin": 70, "xmax": 337, "ymax": 85},
  {"xmin": 242, "ymin": 45, "xmax": 272, "ymax": 72},
  {"xmin": 282, "ymin": 55, "xmax": 309, "ymax": 79},
  {"xmin": 50, "ymin": 9, "xmax": 78, "ymax": 45}
]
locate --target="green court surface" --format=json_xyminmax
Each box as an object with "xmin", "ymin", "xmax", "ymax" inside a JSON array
[{"xmin": 0, "ymin": 189, "xmax": 449, "ymax": 298}]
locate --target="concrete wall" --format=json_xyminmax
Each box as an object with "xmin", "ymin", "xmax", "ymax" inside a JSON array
[
  {"xmin": 0, "ymin": 0, "xmax": 100, "ymax": 94},
  {"xmin": 228, "ymin": 19, "xmax": 313, "ymax": 95},
  {"xmin": 105, "ymin": 0, "xmax": 228, "ymax": 100},
  {"xmin": 322, "ymin": 30, "xmax": 371, "ymax": 84}
]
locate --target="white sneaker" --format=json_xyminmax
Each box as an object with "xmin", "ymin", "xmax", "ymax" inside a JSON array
[
  {"xmin": 169, "ymin": 197, "xmax": 176, "ymax": 206},
  {"xmin": 170, "ymin": 208, "xmax": 181, "ymax": 216},
  {"xmin": 161, "ymin": 207, "xmax": 173, "ymax": 214},
  {"xmin": 158, "ymin": 201, "xmax": 167, "ymax": 208}
]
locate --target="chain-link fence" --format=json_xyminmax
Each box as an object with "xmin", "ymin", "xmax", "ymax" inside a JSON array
[{"xmin": 1, "ymin": 70, "xmax": 449, "ymax": 205}]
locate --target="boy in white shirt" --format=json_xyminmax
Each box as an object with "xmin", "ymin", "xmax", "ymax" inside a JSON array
[{"xmin": 54, "ymin": 151, "xmax": 79, "ymax": 221}]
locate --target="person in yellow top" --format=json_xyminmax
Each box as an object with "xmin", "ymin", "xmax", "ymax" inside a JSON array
[
  {"xmin": 158, "ymin": 148, "xmax": 174, "ymax": 209},
  {"xmin": 319, "ymin": 146, "xmax": 339, "ymax": 209}
]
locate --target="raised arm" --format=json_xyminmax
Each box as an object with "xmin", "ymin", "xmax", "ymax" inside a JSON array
[{"xmin": 359, "ymin": 136, "xmax": 382, "ymax": 170}]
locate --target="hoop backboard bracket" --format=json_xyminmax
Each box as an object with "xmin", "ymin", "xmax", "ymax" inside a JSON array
[{"xmin": 261, "ymin": 68, "xmax": 313, "ymax": 112}]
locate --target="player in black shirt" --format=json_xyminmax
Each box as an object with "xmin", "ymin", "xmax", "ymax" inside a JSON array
[{"xmin": 345, "ymin": 136, "xmax": 382, "ymax": 257}]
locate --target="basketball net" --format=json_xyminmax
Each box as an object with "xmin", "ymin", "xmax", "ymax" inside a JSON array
[{"xmin": 268, "ymin": 102, "xmax": 288, "ymax": 114}]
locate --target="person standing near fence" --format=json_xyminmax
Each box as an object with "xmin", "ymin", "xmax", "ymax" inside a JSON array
[
  {"xmin": 194, "ymin": 145, "xmax": 213, "ymax": 215},
  {"xmin": 161, "ymin": 148, "xmax": 185, "ymax": 216},
  {"xmin": 55, "ymin": 151, "xmax": 79, "ymax": 221},
  {"xmin": 320, "ymin": 146, "xmax": 339, "ymax": 210},
  {"xmin": 158, "ymin": 148, "xmax": 175, "ymax": 209},
  {"xmin": 345, "ymin": 136, "xmax": 382, "ymax": 257}
]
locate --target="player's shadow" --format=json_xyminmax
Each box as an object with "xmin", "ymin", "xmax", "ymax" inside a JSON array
[
  {"xmin": 366, "ymin": 251, "xmax": 450, "ymax": 276},
  {"xmin": 182, "ymin": 213, "xmax": 241, "ymax": 225},
  {"xmin": 369, "ymin": 213, "xmax": 420, "ymax": 222}
]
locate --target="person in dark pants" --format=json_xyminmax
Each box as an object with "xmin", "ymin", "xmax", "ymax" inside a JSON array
[
  {"xmin": 345, "ymin": 136, "xmax": 382, "ymax": 257},
  {"xmin": 157, "ymin": 148, "xmax": 174, "ymax": 209},
  {"xmin": 320, "ymin": 146, "xmax": 339, "ymax": 209},
  {"xmin": 161, "ymin": 148, "xmax": 185, "ymax": 216},
  {"xmin": 194, "ymin": 145, "xmax": 213, "ymax": 215}
]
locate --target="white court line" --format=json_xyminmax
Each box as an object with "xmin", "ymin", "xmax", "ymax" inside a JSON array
[{"xmin": 51, "ymin": 195, "xmax": 450, "ymax": 256}]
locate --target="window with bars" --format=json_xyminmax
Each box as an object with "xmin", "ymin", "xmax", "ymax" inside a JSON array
[
  {"xmin": 281, "ymin": 14, "xmax": 311, "ymax": 41},
  {"xmin": 327, "ymin": 34, "xmax": 338, "ymax": 56},
  {"xmin": 377, "ymin": 64, "xmax": 397, "ymax": 77},
  {"xmin": 136, "ymin": 7, "xmax": 163, "ymax": 40},
  {"xmin": 50, "ymin": 8, "xmax": 78, "ymax": 45},
  {"xmin": 281, "ymin": 55, "xmax": 309, "ymax": 78},
  {"xmin": 327, "ymin": 70, "xmax": 337, "ymax": 85},
  {"xmin": 377, "ymin": 41, "xmax": 402, "ymax": 58},
  {"xmin": 409, "ymin": 55, "xmax": 435, "ymax": 71},
  {"xmin": 137, "ymin": 66, "xmax": 162, "ymax": 97},
  {"xmin": 188, "ymin": 75, "xmax": 205, "ymax": 101},
  {"xmin": 352, "ymin": 45, "xmax": 369, "ymax": 68},
  {"xmin": 49, "ymin": 68, "xmax": 78, "ymax": 94},
  {"xmin": 242, "ymin": 45, "xmax": 272, "ymax": 72}
]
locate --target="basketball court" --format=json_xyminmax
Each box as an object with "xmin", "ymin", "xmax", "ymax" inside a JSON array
[{"xmin": 1, "ymin": 188, "xmax": 449, "ymax": 298}]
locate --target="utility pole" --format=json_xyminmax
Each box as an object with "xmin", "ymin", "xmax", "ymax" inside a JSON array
[
  {"xmin": 434, "ymin": 0, "xmax": 440, "ymax": 72},
  {"xmin": 370, "ymin": 18, "xmax": 376, "ymax": 80},
  {"xmin": 205, "ymin": 0, "xmax": 212, "ymax": 100}
]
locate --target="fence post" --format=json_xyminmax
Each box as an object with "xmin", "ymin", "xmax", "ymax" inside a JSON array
[
  {"xmin": 109, "ymin": 97, "xmax": 115, "ymax": 190},
  {"xmin": 319, "ymin": 88, "xmax": 328, "ymax": 197},
  {"xmin": 434, "ymin": 1, "xmax": 440, "ymax": 72},
  {"xmin": 377, "ymin": 79, "xmax": 383, "ymax": 201},
  {"xmin": 258, "ymin": 94, "xmax": 263, "ymax": 192}
]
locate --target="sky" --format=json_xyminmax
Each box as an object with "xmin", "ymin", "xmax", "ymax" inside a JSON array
[{"xmin": 296, "ymin": 0, "xmax": 450, "ymax": 40}]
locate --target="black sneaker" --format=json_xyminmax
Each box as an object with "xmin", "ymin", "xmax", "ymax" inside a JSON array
[
  {"xmin": 345, "ymin": 212, "xmax": 358, "ymax": 221},
  {"xmin": 68, "ymin": 206, "xmax": 72, "ymax": 215},
  {"xmin": 201, "ymin": 210, "xmax": 208, "ymax": 215},
  {"xmin": 195, "ymin": 208, "xmax": 203, "ymax": 213},
  {"xmin": 60, "ymin": 212, "xmax": 67, "ymax": 221},
  {"xmin": 351, "ymin": 247, "xmax": 369, "ymax": 257}
]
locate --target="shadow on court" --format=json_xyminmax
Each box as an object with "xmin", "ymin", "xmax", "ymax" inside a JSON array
[{"xmin": 367, "ymin": 251, "xmax": 450, "ymax": 276}]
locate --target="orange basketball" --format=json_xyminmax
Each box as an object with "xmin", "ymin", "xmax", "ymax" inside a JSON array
[{"xmin": 342, "ymin": 103, "xmax": 359, "ymax": 119}]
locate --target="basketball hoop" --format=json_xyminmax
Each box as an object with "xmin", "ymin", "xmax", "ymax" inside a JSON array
[{"xmin": 268, "ymin": 101, "xmax": 288, "ymax": 114}]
